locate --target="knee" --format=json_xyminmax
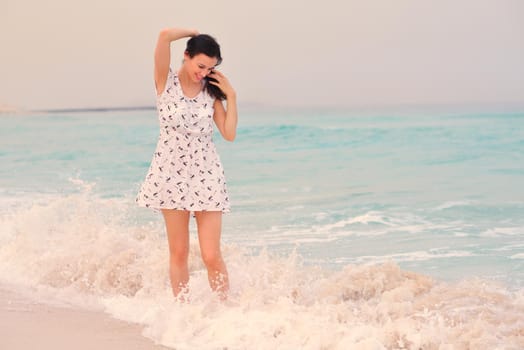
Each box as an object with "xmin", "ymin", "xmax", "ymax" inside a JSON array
[
  {"xmin": 170, "ymin": 247, "xmax": 189, "ymax": 266},
  {"xmin": 201, "ymin": 249, "xmax": 222, "ymax": 269}
]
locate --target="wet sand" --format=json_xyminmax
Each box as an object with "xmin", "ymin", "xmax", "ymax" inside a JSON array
[{"xmin": 0, "ymin": 288, "xmax": 169, "ymax": 350}]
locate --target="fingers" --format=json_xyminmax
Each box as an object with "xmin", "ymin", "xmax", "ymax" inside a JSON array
[
  {"xmin": 207, "ymin": 71, "xmax": 233, "ymax": 96},
  {"xmin": 208, "ymin": 72, "xmax": 229, "ymax": 87},
  {"xmin": 207, "ymin": 73, "xmax": 221, "ymax": 85},
  {"xmin": 211, "ymin": 70, "xmax": 224, "ymax": 77},
  {"xmin": 209, "ymin": 70, "xmax": 226, "ymax": 80}
]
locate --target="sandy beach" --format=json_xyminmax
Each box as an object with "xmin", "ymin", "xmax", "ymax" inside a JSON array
[{"xmin": 0, "ymin": 288, "xmax": 169, "ymax": 350}]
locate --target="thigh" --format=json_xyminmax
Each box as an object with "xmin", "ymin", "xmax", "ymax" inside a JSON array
[
  {"xmin": 194, "ymin": 211, "xmax": 223, "ymax": 253},
  {"xmin": 161, "ymin": 209, "xmax": 191, "ymax": 253}
]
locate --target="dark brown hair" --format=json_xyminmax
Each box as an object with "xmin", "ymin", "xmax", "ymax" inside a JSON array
[{"xmin": 185, "ymin": 34, "xmax": 226, "ymax": 100}]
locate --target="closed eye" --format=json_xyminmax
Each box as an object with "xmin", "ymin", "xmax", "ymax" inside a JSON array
[{"xmin": 198, "ymin": 64, "xmax": 215, "ymax": 73}]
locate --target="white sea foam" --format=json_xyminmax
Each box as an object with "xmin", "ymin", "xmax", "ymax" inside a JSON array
[
  {"xmin": 349, "ymin": 250, "xmax": 476, "ymax": 264},
  {"xmin": 253, "ymin": 211, "xmax": 441, "ymax": 247},
  {"xmin": 482, "ymin": 227, "xmax": 522, "ymax": 237},
  {"xmin": 322, "ymin": 211, "xmax": 394, "ymax": 229},
  {"xmin": 1, "ymin": 192, "xmax": 523, "ymax": 349},
  {"xmin": 433, "ymin": 201, "xmax": 472, "ymax": 211}
]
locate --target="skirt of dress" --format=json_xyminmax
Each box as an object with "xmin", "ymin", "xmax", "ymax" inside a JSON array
[{"xmin": 136, "ymin": 132, "xmax": 230, "ymax": 213}]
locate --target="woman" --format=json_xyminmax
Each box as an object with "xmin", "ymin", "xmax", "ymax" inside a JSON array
[{"xmin": 136, "ymin": 27, "xmax": 238, "ymax": 299}]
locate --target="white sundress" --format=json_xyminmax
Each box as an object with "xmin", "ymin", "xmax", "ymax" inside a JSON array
[{"xmin": 136, "ymin": 69, "xmax": 230, "ymax": 212}]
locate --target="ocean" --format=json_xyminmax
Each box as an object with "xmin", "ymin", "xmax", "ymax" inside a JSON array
[{"xmin": 1, "ymin": 108, "xmax": 523, "ymax": 349}]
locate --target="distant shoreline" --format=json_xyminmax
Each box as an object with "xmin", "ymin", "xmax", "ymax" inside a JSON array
[
  {"xmin": 39, "ymin": 103, "xmax": 524, "ymax": 115},
  {"xmin": 0, "ymin": 105, "xmax": 21, "ymax": 113},
  {"xmin": 37, "ymin": 106, "xmax": 156, "ymax": 113},
  {"xmin": 0, "ymin": 105, "xmax": 157, "ymax": 115},
  {"xmin": 2, "ymin": 102, "xmax": 523, "ymax": 116}
]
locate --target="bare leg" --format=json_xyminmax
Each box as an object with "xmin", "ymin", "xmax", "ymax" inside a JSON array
[
  {"xmin": 194, "ymin": 211, "xmax": 229, "ymax": 298},
  {"xmin": 161, "ymin": 209, "xmax": 190, "ymax": 297}
]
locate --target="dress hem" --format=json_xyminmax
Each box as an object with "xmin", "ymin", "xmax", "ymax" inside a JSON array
[{"xmin": 136, "ymin": 202, "xmax": 231, "ymax": 214}]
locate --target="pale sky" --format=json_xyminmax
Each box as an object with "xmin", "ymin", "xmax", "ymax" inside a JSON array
[{"xmin": 2, "ymin": 0, "xmax": 523, "ymax": 111}]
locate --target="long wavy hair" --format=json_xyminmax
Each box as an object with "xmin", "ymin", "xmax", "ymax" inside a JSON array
[{"xmin": 185, "ymin": 34, "xmax": 226, "ymax": 100}]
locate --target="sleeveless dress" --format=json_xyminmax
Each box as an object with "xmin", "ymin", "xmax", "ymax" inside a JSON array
[{"xmin": 136, "ymin": 69, "xmax": 230, "ymax": 213}]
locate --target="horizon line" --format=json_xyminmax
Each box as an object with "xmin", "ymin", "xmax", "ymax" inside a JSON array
[{"xmin": 3, "ymin": 101, "xmax": 524, "ymax": 115}]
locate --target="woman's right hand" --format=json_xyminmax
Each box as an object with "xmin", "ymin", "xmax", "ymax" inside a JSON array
[{"xmin": 188, "ymin": 28, "xmax": 200, "ymax": 37}]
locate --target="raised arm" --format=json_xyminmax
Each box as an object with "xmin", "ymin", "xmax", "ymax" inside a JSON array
[{"xmin": 154, "ymin": 27, "xmax": 199, "ymax": 95}]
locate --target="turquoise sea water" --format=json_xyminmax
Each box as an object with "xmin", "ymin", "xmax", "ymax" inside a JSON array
[{"xmin": 1, "ymin": 108, "xmax": 523, "ymax": 348}]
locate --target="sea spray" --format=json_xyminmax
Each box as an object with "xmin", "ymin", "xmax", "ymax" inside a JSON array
[{"xmin": 0, "ymin": 190, "xmax": 523, "ymax": 349}]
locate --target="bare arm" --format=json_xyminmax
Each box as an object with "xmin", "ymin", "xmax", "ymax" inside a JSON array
[
  {"xmin": 154, "ymin": 27, "xmax": 198, "ymax": 95},
  {"xmin": 210, "ymin": 70, "xmax": 238, "ymax": 142}
]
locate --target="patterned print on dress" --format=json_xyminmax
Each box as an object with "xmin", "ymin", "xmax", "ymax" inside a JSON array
[{"xmin": 136, "ymin": 69, "xmax": 230, "ymax": 213}]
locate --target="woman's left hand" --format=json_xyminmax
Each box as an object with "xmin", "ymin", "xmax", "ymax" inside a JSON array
[{"xmin": 208, "ymin": 70, "xmax": 236, "ymax": 100}]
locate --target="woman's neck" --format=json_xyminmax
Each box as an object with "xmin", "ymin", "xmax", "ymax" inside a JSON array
[{"xmin": 177, "ymin": 67, "xmax": 203, "ymax": 98}]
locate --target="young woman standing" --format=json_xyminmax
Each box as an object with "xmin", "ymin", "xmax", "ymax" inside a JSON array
[{"xmin": 136, "ymin": 27, "xmax": 238, "ymax": 299}]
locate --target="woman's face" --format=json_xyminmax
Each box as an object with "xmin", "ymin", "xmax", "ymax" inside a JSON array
[{"xmin": 184, "ymin": 53, "xmax": 219, "ymax": 83}]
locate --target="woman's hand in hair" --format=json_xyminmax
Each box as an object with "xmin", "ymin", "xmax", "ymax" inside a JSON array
[
  {"xmin": 211, "ymin": 70, "xmax": 237, "ymax": 141},
  {"xmin": 207, "ymin": 70, "xmax": 236, "ymax": 100}
]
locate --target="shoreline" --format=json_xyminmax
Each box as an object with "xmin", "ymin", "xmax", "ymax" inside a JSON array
[{"xmin": 0, "ymin": 288, "xmax": 169, "ymax": 350}]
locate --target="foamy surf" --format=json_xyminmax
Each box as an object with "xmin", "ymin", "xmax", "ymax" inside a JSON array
[{"xmin": 0, "ymin": 190, "xmax": 523, "ymax": 349}]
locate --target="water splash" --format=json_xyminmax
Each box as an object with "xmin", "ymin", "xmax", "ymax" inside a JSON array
[{"xmin": 0, "ymin": 191, "xmax": 523, "ymax": 348}]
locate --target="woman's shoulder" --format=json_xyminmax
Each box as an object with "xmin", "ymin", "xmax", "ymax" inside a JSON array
[{"xmin": 158, "ymin": 68, "xmax": 180, "ymax": 98}]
